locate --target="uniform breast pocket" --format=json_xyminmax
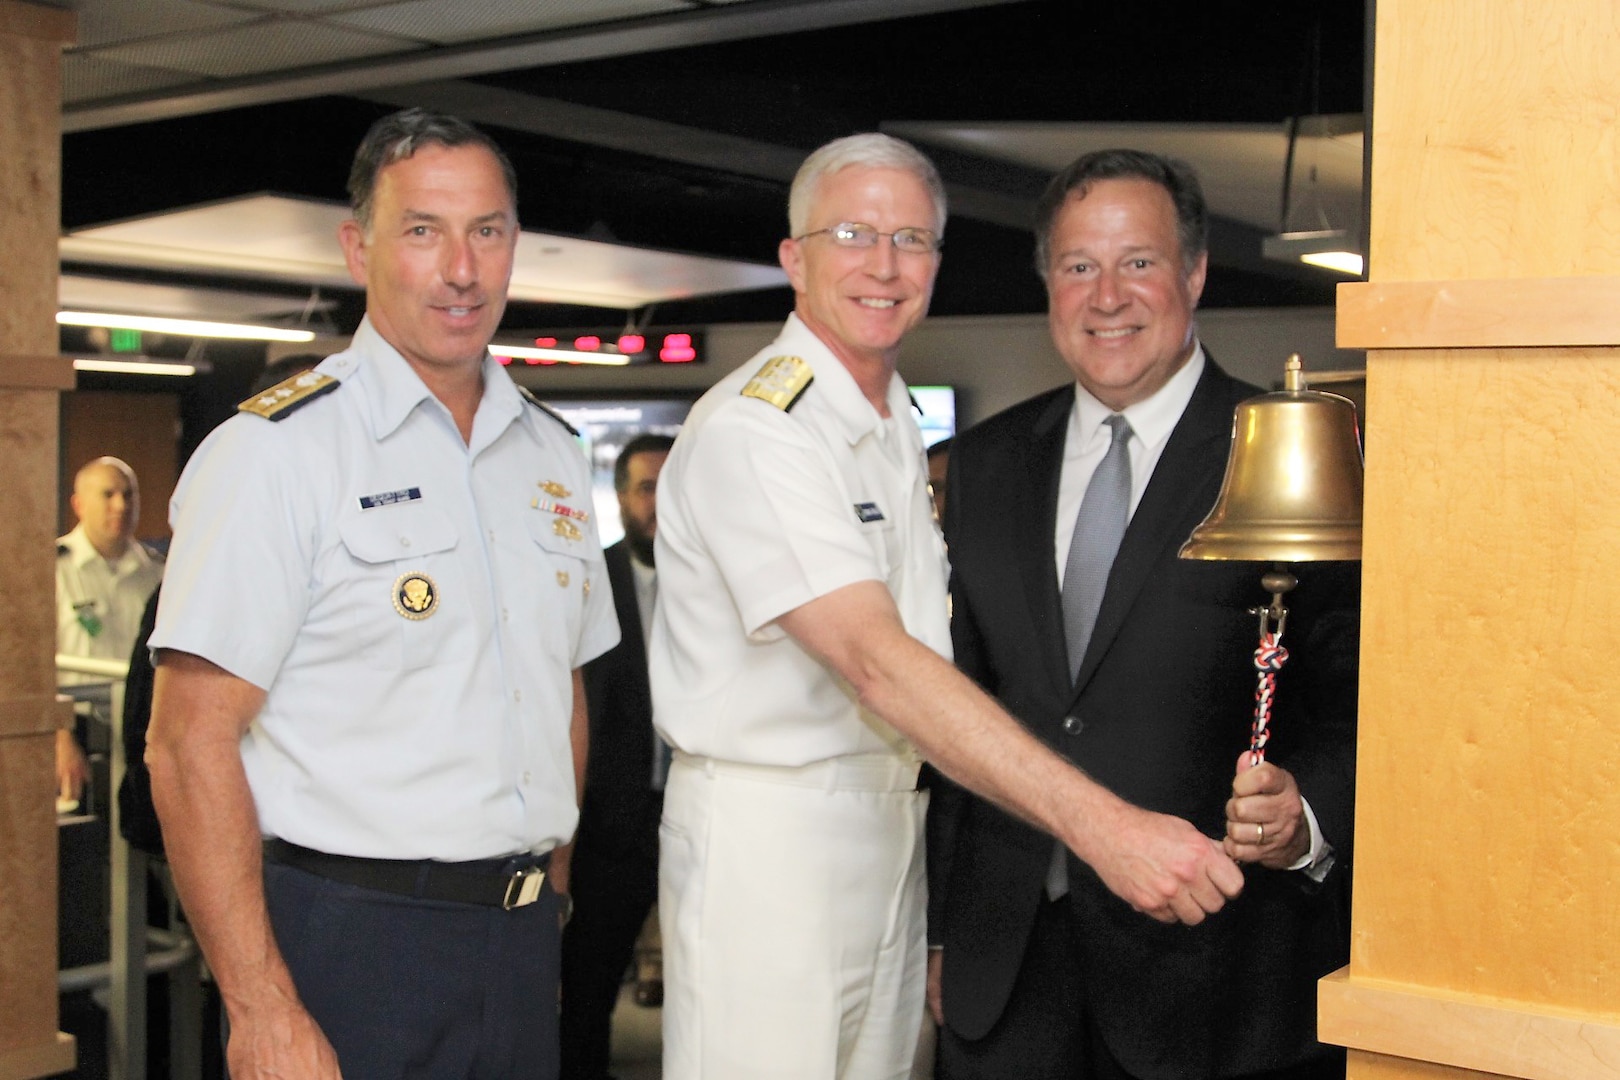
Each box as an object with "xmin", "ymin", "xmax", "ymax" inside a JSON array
[
  {"xmin": 855, "ymin": 512, "xmax": 898, "ymax": 581},
  {"xmin": 526, "ymin": 511, "xmax": 589, "ymax": 642},
  {"xmin": 336, "ymin": 507, "xmax": 471, "ymax": 670}
]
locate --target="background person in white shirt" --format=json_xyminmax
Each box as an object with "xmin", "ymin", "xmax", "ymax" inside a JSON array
[{"xmin": 55, "ymin": 455, "xmax": 163, "ymax": 802}]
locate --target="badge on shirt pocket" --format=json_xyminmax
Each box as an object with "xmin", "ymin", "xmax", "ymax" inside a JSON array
[{"xmin": 337, "ymin": 504, "xmax": 466, "ymax": 670}]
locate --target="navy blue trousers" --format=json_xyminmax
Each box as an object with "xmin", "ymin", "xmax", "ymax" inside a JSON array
[{"xmin": 261, "ymin": 860, "xmax": 562, "ymax": 1079}]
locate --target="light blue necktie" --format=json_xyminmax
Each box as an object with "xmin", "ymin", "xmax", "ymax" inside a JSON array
[{"xmin": 1048, "ymin": 413, "xmax": 1133, "ymax": 898}]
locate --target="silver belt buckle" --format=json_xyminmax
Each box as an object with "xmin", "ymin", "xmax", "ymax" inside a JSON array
[{"xmin": 503, "ymin": 866, "xmax": 545, "ymax": 909}]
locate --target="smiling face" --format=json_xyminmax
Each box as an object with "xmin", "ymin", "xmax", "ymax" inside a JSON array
[
  {"xmin": 778, "ymin": 165, "xmax": 941, "ymax": 374},
  {"xmin": 1044, "ymin": 177, "xmax": 1207, "ymax": 410},
  {"xmin": 339, "ymin": 141, "xmax": 517, "ymax": 380}
]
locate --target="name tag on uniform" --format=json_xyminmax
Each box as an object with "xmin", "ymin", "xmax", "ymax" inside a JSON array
[
  {"xmin": 854, "ymin": 502, "xmax": 885, "ymax": 523},
  {"xmin": 358, "ymin": 487, "xmax": 422, "ymax": 510}
]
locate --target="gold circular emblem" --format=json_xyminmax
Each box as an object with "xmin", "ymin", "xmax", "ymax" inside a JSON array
[{"xmin": 392, "ymin": 572, "xmax": 439, "ymax": 619}]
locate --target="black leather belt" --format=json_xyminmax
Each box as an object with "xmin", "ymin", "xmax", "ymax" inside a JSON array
[{"xmin": 264, "ymin": 839, "xmax": 551, "ymax": 909}]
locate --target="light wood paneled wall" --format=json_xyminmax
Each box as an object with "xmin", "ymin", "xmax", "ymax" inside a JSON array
[
  {"xmin": 0, "ymin": 3, "xmax": 77, "ymax": 1078},
  {"xmin": 1325, "ymin": 2, "xmax": 1620, "ymax": 1078}
]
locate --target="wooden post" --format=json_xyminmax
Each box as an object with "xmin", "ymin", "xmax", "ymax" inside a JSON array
[
  {"xmin": 0, "ymin": 3, "xmax": 78, "ymax": 1078},
  {"xmin": 1319, "ymin": 3, "xmax": 1620, "ymax": 1079}
]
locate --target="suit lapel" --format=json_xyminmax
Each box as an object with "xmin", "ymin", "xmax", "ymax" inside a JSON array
[{"xmin": 1069, "ymin": 362, "xmax": 1242, "ymax": 695}]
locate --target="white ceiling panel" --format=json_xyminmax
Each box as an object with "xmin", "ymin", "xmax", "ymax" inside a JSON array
[
  {"xmin": 63, "ymin": 0, "xmax": 253, "ymax": 50},
  {"xmin": 91, "ymin": 19, "xmax": 419, "ymax": 79},
  {"xmin": 62, "ymin": 54, "xmax": 202, "ymax": 104},
  {"xmin": 59, "ymin": 194, "xmax": 788, "ymax": 311},
  {"xmin": 328, "ymin": 0, "xmax": 690, "ymax": 46},
  {"xmin": 888, "ymin": 121, "xmax": 1363, "ymax": 235}
]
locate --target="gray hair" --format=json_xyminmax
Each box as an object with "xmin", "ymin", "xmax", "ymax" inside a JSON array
[
  {"xmin": 1033, "ymin": 148, "xmax": 1208, "ymax": 280},
  {"xmin": 787, "ymin": 133, "xmax": 947, "ymax": 238},
  {"xmin": 347, "ymin": 107, "xmax": 518, "ymax": 232}
]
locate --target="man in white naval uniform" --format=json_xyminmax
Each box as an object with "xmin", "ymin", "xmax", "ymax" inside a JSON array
[
  {"xmin": 56, "ymin": 456, "xmax": 164, "ymax": 801},
  {"xmin": 147, "ymin": 109, "xmax": 618, "ymax": 1080},
  {"xmin": 650, "ymin": 133, "xmax": 1247, "ymax": 1080}
]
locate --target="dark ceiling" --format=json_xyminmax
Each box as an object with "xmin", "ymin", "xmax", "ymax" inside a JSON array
[{"xmin": 59, "ymin": 0, "xmax": 1368, "ymax": 334}]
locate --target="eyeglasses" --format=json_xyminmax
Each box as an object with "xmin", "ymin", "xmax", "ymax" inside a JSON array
[{"xmin": 794, "ymin": 221, "xmax": 943, "ymax": 255}]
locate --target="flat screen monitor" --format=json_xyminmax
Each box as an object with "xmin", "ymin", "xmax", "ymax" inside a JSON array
[{"xmin": 910, "ymin": 384, "xmax": 956, "ymax": 448}]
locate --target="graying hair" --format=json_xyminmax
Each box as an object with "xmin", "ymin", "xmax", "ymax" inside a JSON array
[
  {"xmin": 347, "ymin": 107, "xmax": 518, "ymax": 231},
  {"xmin": 787, "ymin": 133, "xmax": 947, "ymax": 238}
]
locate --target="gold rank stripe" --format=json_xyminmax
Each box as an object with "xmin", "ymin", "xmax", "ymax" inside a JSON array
[
  {"xmin": 740, "ymin": 355, "xmax": 813, "ymax": 412},
  {"xmin": 238, "ymin": 371, "xmax": 340, "ymax": 421}
]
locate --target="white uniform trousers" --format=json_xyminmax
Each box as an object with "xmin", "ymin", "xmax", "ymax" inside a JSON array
[{"xmin": 659, "ymin": 751, "xmax": 928, "ymax": 1079}]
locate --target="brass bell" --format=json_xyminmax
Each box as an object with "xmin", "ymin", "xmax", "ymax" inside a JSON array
[{"xmin": 1179, "ymin": 354, "xmax": 1363, "ymax": 563}]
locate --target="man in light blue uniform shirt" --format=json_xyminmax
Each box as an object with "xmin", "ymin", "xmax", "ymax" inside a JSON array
[{"xmin": 147, "ymin": 108, "xmax": 617, "ymax": 1080}]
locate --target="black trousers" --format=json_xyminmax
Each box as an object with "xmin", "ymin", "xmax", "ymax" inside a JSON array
[
  {"xmin": 262, "ymin": 860, "xmax": 563, "ymax": 1080},
  {"xmin": 936, "ymin": 897, "xmax": 1346, "ymax": 1080},
  {"xmin": 558, "ymin": 800, "xmax": 661, "ymax": 1080}
]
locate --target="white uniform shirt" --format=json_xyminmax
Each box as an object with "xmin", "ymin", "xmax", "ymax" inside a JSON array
[
  {"xmin": 56, "ymin": 523, "xmax": 165, "ymax": 670},
  {"xmin": 650, "ymin": 314, "xmax": 950, "ymax": 767},
  {"xmin": 151, "ymin": 318, "xmax": 619, "ymax": 860}
]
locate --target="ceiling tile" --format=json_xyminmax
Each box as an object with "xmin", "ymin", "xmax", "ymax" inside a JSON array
[
  {"xmin": 326, "ymin": 0, "xmax": 690, "ymax": 46},
  {"xmin": 65, "ymin": 0, "xmax": 254, "ymax": 50},
  {"xmin": 59, "ymin": 195, "xmax": 788, "ymax": 311},
  {"xmin": 91, "ymin": 20, "xmax": 420, "ymax": 79},
  {"xmin": 62, "ymin": 54, "xmax": 202, "ymax": 105}
]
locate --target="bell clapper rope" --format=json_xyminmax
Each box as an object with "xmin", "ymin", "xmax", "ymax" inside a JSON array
[{"xmin": 1247, "ymin": 568, "xmax": 1298, "ymax": 767}]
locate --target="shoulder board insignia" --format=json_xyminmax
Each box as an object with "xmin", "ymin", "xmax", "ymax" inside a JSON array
[
  {"xmin": 238, "ymin": 371, "xmax": 340, "ymax": 421},
  {"xmin": 741, "ymin": 355, "xmax": 813, "ymax": 412},
  {"xmin": 518, "ymin": 387, "xmax": 580, "ymax": 437}
]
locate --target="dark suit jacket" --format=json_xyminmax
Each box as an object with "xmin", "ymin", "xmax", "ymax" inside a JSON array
[
  {"xmin": 927, "ymin": 359, "xmax": 1359, "ymax": 1080},
  {"xmin": 576, "ymin": 541, "xmax": 662, "ymax": 867}
]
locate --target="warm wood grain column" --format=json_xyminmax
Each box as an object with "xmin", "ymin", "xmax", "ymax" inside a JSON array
[
  {"xmin": 1322, "ymin": 3, "xmax": 1620, "ymax": 1079},
  {"xmin": 0, "ymin": 3, "xmax": 76, "ymax": 1078}
]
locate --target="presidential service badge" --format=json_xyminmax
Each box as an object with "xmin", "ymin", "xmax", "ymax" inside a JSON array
[{"xmin": 392, "ymin": 572, "xmax": 439, "ymax": 619}]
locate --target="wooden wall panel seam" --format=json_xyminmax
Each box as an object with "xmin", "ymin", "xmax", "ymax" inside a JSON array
[{"xmin": 1338, "ymin": 278, "xmax": 1620, "ymax": 350}]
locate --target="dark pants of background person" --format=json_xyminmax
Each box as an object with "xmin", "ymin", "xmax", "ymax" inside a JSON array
[
  {"xmin": 559, "ymin": 799, "xmax": 661, "ymax": 1079},
  {"xmin": 935, "ymin": 897, "xmax": 1347, "ymax": 1080},
  {"xmin": 260, "ymin": 857, "xmax": 563, "ymax": 1080}
]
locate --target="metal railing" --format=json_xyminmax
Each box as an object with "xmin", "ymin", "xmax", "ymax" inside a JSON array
[{"xmin": 56, "ymin": 654, "xmax": 204, "ymax": 1080}]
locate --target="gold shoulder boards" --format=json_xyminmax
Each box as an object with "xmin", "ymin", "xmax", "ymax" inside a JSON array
[
  {"xmin": 238, "ymin": 371, "xmax": 340, "ymax": 421},
  {"xmin": 740, "ymin": 355, "xmax": 813, "ymax": 412}
]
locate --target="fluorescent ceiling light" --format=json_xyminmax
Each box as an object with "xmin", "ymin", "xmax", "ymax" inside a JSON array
[
  {"xmin": 489, "ymin": 344, "xmax": 631, "ymax": 367},
  {"xmin": 58, "ymin": 310, "xmax": 316, "ymax": 342},
  {"xmin": 1261, "ymin": 230, "xmax": 1364, "ymax": 277},
  {"xmin": 72, "ymin": 357, "xmax": 198, "ymax": 376}
]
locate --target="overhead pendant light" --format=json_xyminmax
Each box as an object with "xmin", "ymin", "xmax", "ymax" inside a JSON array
[{"xmin": 489, "ymin": 343, "xmax": 632, "ymax": 367}]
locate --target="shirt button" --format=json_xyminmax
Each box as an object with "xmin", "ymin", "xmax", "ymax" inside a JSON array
[
  {"xmin": 522, "ymin": 771, "xmax": 532, "ymax": 785},
  {"xmin": 488, "ymin": 529, "xmax": 497, "ymax": 543},
  {"xmin": 1061, "ymin": 715, "xmax": 1084, "ymax": 735},
  {"xmin": 501, "ymin": 607, "xmax": 510, "ymax": 622},
  {"xmin": 399, "ymin": 536, "xmax": 411, "ymax": 547},
  {"xmin": 513, "ymin": 689, "xmax": 522, "ymax": 703}
]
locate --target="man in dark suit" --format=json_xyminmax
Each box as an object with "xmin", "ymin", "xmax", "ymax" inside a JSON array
[
  {"xmin": 560, "ymin": 433, "xmax": 675, "ymax": 1080},
  {"xmin": 927, "ymin": 150, "xmax": 1360, "ymax": 1080}
]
